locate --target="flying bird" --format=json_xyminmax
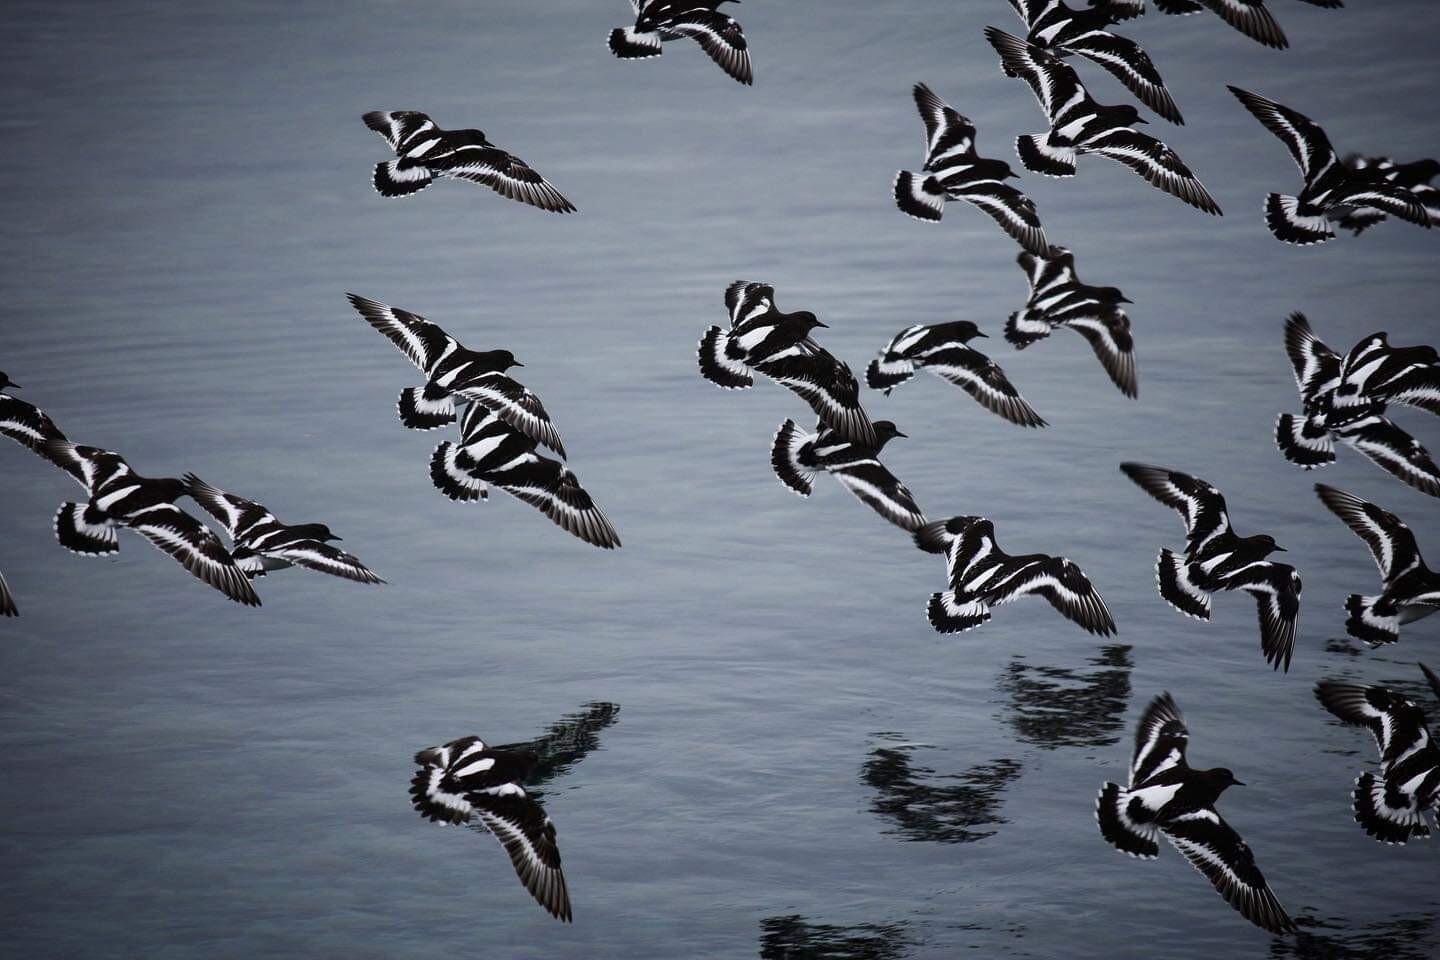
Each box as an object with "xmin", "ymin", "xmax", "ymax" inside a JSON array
[
  {"xmin": 1228, "ymin": 88, "xmax": 1431, "ymax": 245},
  {"xmin": 866, "ymin": 321, "xmax": 1047, "ymax": 427},
  {"xmin": 770, "ymin": 418, "xmax": 927, "ymax": 532},
  {"xmin": 1315, "ymin": 663, "xmax": 1440, "ymax": 845},
  {"xmin": 985, "ymin": 28, "xmax": 1221, "ymax": 215},
  {"xmin": 431, "ymin": 404, "xmax": 621, "ymax": 549},
  {"xmin": 609, "ymin": 0, "xmax": 752, "ymax": 85},
  {"xmin": 894, "ymin": 83, "xmax": 1050, "ymax": 254},
  {"xmin": 1092, "ymin": 0, "xmax": 1342, "ymax": 49},
  {"xmin": 347, "ymin": 293, "xmax": 567, "ymax": 455},
  {"xmin": 1006, "ymin": 246, "xmax": 1137, "ymax": 398},
  {"xmin": 914, "ymin": 515, "xmax": 1115, "ymax": 636},
  {"xmin": 39, "ymin": 441, "xmax": 260, "ymax": 606},
  {"xmin": 1332, "ymin": 156, "xmax": 1440, "ymax": 235},
  {"xmin": 698, "ymin": 281, "xmax": 878, "ymax": 447},
  {"xmin": 362, "ymin": 111, "xmax": 575, "ymax": 212},
  {"xmin": 1, "ymin": 371, "xmax": 69, "ymax": 458},
  {"xmin": 1275, "ymin": 314, "xmax": 1440, "ymax": 498},
  {"xmin": 1007, "ymin": 0, "xmax": 1183, "ymax": 123},
  {"xmin": 183, "ymin": 474, "xmax": 384, "ymax": 585},
  {"xmin": 1314, "ymin": 484, "xmax": 1439, "ymax": 647},
  {"xmin": 1120, "ymin": 462, "xmax": 1300, "ymax": 670},
  {"xmin": 1096, "ymin": 692, "xmax": 1295, "ymax": 935},
  {"xmin": 410, "ymin": 735, "xmax": 572, "ymax": 921}
]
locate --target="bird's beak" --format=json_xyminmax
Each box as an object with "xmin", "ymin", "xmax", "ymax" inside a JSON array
[
  {"xmin": 1275, "ymin": 546, "xmax": 1287, "ymax": 552},
  {"xmin": 333, "ymin": 536, "xmax": 343, "ymax": 542},
  {"xmin": 513, "ymin": 361, "xmax": 524, "ymax": 368},
  {"xmin": 1135, "ymin": 118, "xmax": 1149, "ymax": 125},
  {"xmin": 815, "ymin": 320, "xmax": 829, "ymax": 328},
  {"xmin": 975, "ymin": 331, "xmax": 989, "ymax": 338},
  {"xmin": 895, "ymin": 430, "xmax": 908, "ymax": 438},
  {"xmin": 1119, "ymin": 296, "xmax": 1133, "ymax": 304},
  {"xmin": 1234, "ymin": 780, "xmax": 1246, "ymax": 786}
]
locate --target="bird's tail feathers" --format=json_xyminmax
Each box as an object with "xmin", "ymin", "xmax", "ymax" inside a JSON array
[
  {"xmin": 893, "ymin": 170, "xmax": 946, "ymax": 222},
  {"xmin": 1345, "ymin": 594, "xmax": 1398, "ymax": 646},
  {"xmin": 770, "ymin": 419, "xmax": 816, "ymax": 497},
  {"xmin": 398, "ymin": 387, "xmax": 456, "ymax": 431},
  {"xmin": 1016, "ymin": 135, "xmax": 1077, "ymax": 178},
  {"xmin": 430, "ymin": 442, "xmax": 488, "ymax": 503},
  {"xmin": 1096, "ymin": 782, "xmax": 1160, "ymax": 858},
  {"xmin": 373, "ymin": 160, "xmax": 432, "ymax": 198},
  {"xmin": 54, "ymin": 502, "xmax": 119, "ymax": 555},
  {"xmin": 1156, "ymin": 548, "xmax": 1211, "ymax": 621}
]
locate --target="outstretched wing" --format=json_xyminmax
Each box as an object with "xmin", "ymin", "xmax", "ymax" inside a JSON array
[
  {"xmin": 438, "ymin": 147, "xmax": 577, "ymax": 213},
  {"xmin": 362, "ymin": 110, "xmax": 435, "ymax": 151},
  {"xmin": 1086, "ymin": 129, "xmax": 1221, "ymax": 214},
  {"xmin": 1131, "ymin": 692, "xmax": 1189, "ymax": 787},
  {"xmin": 469, "ymin": 790, "xmax": 572, "ymax": 923},
  {"xmin": 1283, "ymin": 312, "xmax": 1340, "ymax": 403},
  {"xmin": 954, "ymin": 181, "xmax": 1050, "ymax": 256},
  {"xmin": 668, "ymin": 10, "xmax": 752, "ymax": 85},
  {"xmin": 126, "ymin": 504, "xmax": 261, "ymax": 606},
  {"xmin": 1119, "ymin": 462, "xmax": 1231, "ymax": 553},
  {"xmin": 1226, "ymin": 561, "xmax": 1301, "ymax": 672},
  {"xmin": 1374, "ymin": 364, "xmax": 1440, "ymax": 417},
  {"xmin": 755, "ymin": 354, "xmax": 879, "ymax": 448},
  {"xmin": 996, "ymin": 555, "xmax": 1117, "ymax": 636},
  {"xmin": 1018, "ymin": 246, "xmax": 1077, "ymax": 301},
  {"xmin": 912, "ymin": 82, "xmax": 977, "ymax": 168},
  {"xmin": 924, "ymin": 347, "xmax": 1047, "ymax": 428},
  {"xmin": 724, "ymin": 281, "xmax": 776, "ymax": 327},
  {"xmin": 452, "ymin": 372, "xmax": 568, "ymax": 459},
  {"xmin": 1064, "ymin": 309, "xmax": 1137, "ymax": 398},
  {"xmin": 0, "ymin": 395, "xmax": 68, "ymax": 453},
  {"xmin": 1314, "ymin": 680, "xmax": 1428, "ymax": 771},
  {"xmin": 1313, "ymin": 483, "xmax": 1420, "ymax": 579},
  {"xmin": 182, "ymin": 473, "xmax": 271, "ymax": 540},
  {"xmin": 1161, "ymin": 809, "xmax": 1296, "ymax": 935},
  {"xmin": 984, "ymin": 27, "xmax": 1083, "ymax": 123},
  {"xmin": 828, "ymin": 459, "xmax": 928, "ymax": 533},
  {"xmin": 271, "ymin": 541, "xmax": 385, "ymax": 585},
  {"xmin": 346, "ymin": 294, "xmax": 457, "ymax": 374},
  {"xmin": 1338, "ymin": 417, "xmax": 1440, "ymax": 499},
  {"xmin": 1228, "ymin": 87, "xmax": 1337, "ymax": 182},
  {"xmin": 1064, "ymin": 31, "xmax": 1183, "ymax": 125}
]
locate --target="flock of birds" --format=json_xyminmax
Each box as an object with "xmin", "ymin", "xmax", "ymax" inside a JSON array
[{"xmin": 3, "ymin": 0, "xmax": 1438, "ymax": 941}]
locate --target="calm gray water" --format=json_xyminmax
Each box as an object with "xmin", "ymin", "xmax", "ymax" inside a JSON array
[{"xmin": 2, "ymin": 1, "xmax": 1438, "ymax": 957}]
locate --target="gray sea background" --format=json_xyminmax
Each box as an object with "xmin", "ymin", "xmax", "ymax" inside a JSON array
[{"xmin": 1, "ymin": 1, "xmax": 1438, "ymax": 957}]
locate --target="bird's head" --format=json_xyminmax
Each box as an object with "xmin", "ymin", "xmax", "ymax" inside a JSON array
[
  {"xmin": 795, "ymin": 311, "xmax": 828, "ymax": 331},
  {"xmin": 1096, "ymin": 286, "xmax": 1131, "ymax": 304},
  {"xmin": 1252, "ymin": 534, "xmax": 1285, "ymax": 554},
  {"xmin": 949, "ymin": 320, "xmax": 987, "ymax": 342},
  {"xmin": 496, "ymin": 349, "xmax": 523, "ymax": 371},
  {"xmin": 1211, "ymin": 767, "xmax": 1245, "ymax": 791},
  {"xmin": 873, "ymin": 421, "xmax": 907, "ymax": 449},
  {"xmin": 0, "ymin": 371, "xmax": 15, "ymax": 391}
]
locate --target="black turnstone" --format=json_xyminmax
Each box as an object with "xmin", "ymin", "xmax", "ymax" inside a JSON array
[
  {"xmin": 1333, "ymin": 156, "xmax": 1440, "ymax": 235},
  {"xmin": 914, "ymin": 515, "xmax": 1115, "ymax": 636},
  {"xmin": 1315, "ymin": 663, "xmax": 1440, "ymax": 845},
  {"xmin": 347, "ymin": 294, "xmax": 567, "ymax": 455},
  {"xmin": 609, "ymin": 1, "xmax": 752, "ymax": 85},
  {"xmin": 698, "ymin": 281, "xmax": 878, "ymax": 447},
  {"xmin": 770, "ymin": 418, "xmax": 927, "ymax": 532},
  {"xmin": 1007, "ymin": 246, "xmax": 1137, "ymax": 398},
  {"xmin": 985, "ymin": 28, "xmax": 1221, "ymax": 215},
  {"xmin": 362, "ymin": 111, "xmax": 575, "ymax": 212},
  {"xmin": 866, "ymin": 321, "xmax": 1047, "ymax": 428},
  {"xmin": 1008, "ymin": 0, "xmax": 1183, "ymax": 123},
  {"xmin": 1120, "ymin": 462, "xmax": 1300, "ymax": 671},
  {"xmin": 1096, "ymin": 692, "xmax": 1295, "ymax": 934},
  {"xmin": 894, "ymin": 83, "xmax": 1050, "ymax": 254},
  {"xmin": 1315, "ymin": 484, "xmax": 1439, "ymax": 647},
  {"xmin": 0, "ymin": 371, "xmax": 69, "ymax": 457},
  {"xmin": 183, "ymin": 474, "xmax": 384, "ymax": 585},
  {"xmin": 1228, "ymin": 88, "xmax": 1432, "ymax": 245},
  {"xmin": 0, "ymin": 567, "xmax": 14, "ymax": 617},
  {"xmin": 431, "ymin": 403, "xmax": 620, "ymax": 549},
  {"xmin": 1275, "ymin": 315, "xmax": 1440, "ymax": 498},
  {"xmin": 39, "ymin": 441, "xmax": 260, "ymax": 606},
  {"xmin": 410, "ymin": 735, "xmax": 572, "ymax": 921}
]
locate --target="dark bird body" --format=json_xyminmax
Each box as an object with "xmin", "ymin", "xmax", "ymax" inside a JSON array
[
  {"xmin": 362, "ymin": 111, "xmax": 575, "ymax": 212},
  {"xmin": 609, "ymin": 0, "xmax": 752, "ymax": 84},
  {"xmin": 915, "ymin": 515, "xmax": 1115, "ymax": 636},
  {"xmin": 431, "ymin": 404, "xmax": 620, "ymax": 549},
  {"xmin": 894, "ymin": 83, "xmax": 1050, "ymax": 254},
  {"xmin": 1333, "ymin": 156, "xmax": 1440, "ymax": 234},
  {"xmin": 183, "ymin": 475, "xmax": 383, "ymax": 584},
  {"xmin": 1315, "ymin": 484, "xmax": 1440, "ymax": 646},
  {"xmin": 866, "ymin": 320, "xmax": 1046, "ymax": 427},
  {"xmin": 1096, "ymin": 693, "xmax": 1295, "ymax": 934},
  {"xmin": 699, "ymin": 281, "xmax": 878, "ymax": 447},
  {"xmin": 1006, "ymin": 247, "xmax": 1136, "ymax": 397},
  {"xmin": 40, "ymin": 441, "xmax": 260, "ymax": 606},
  {"xmin": 985, "ymin": 29, "xmax": 1220, "ymax": 214},
  {"xmin": 1120, "ymin": 463, "xmax": 1300, "ymax": 670},
  {"xmin": 410, "ymin": 735, "xmax": 572, "ymax": 921},
  {"xmin": 1229, "ymin": 88, "xmax": 1432, "ymax": 245},
  {"xmin": 1315, "ymin": 664, "xmax": 1440, "ymax": 844},
  {"xmin": 0, "ymin": 371, "xmax": 69, "ymax": 458},
  {"xmin": 770, "ymin": 419, "xmax": 927, "ymax": 532}
]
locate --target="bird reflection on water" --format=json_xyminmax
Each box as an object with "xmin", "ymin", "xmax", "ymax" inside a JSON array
[
  {"xmin": 862, "ymin": 734, "xmax": 1022, "ymax": 844},
  {"xmin": 997, "ymin": 644, "xmax": 1133, "ymax": 749}
]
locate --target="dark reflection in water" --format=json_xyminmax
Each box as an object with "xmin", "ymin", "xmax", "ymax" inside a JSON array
[
  {"xmin": 997, "ymin": 645, "xmax": 1133, "ymax": 749},
  {"xmin": 495, "ymin": 701, "xmax": 620, "ymax": 790},
  {"xmin": 862, "ymin": 733, "xmax": 1022, "ymax": 844},
  {"xmin": 759, "ymin": 914, "xmax": 912, "ymax": 960},
  {"xmin": 1271, "ymin": 913, "xmax": 1440, "ymax": 960}
]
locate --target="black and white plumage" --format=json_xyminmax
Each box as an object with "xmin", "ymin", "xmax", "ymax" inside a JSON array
[
  {"xmin": 1315, "ymin": 664, "xmax": 1440, "ymax": 845},
  {"xmin": 865, "ymin": 321, "xmax": 1046, "ymax": 428},
  {"xmin": 1315, "ymin": 484, "xmax": 1440, "ymax": 647},
  {"xmin": 1120, "ymin": 462, "xmax": 1300, "ymax": 671},
  {"xmin": 893, "ymin": 83, "xmax": 1050, "ymax": 254},
  {"xmin": 430, "ymin": 404, "xmax": 621, "ymax": 550},
  {"xmin": 0, "ymin": 371, "xmax": 69, "ymax": 458},
  {"xmin": 410, "ymin": 735, "xmax": 572, "ymax": 922},
  {"xmin": 698, "ymin": 281, "xmax": 878, "ymax": 447},
  {"xmin": 347, "ymin": 293, "xmax": 567, "ymax": 456},
  {"xmin": 1228, "ymin": 88, "xmax": 1432, "ymax": 245},
  {"xmin": 985, "ymin": 28, "xmax": 1221, "ymax": 215},
  {"xmin": 770, "ymin": 419, "xmax": 927, "ymax": 532},
  {"xmin": 1333, "ymin": 156, "xmax": 1440, "ymax": 235},
  {"xmin": 1096, "ymin": 693, "xmax": 1295, "ymax": 935},
  {"xmin": 915, "ymin": 515, "xmax": 1115, "ymax": 636},
  {"xmin": 39, "ymin": 441, "xmax": 260, "ymax": 606},
  {"xmin": 1008, "ymin": 0, "xmax": 1183, "ymax": 124},
  {"xmin": 1006, "ymin": 246, "xmax": 1137, "ymax": 397},
  {"xmin": 362, "ymin": 111, "xmax": 575, "ymax": 212},
  {"xmin": 1275, "ymin": 315, "xmax": 1440, "ymax": 498},
  {"xmin": 183, "ymin": 474, "xmax": 384, "ymax": 585},
  {"xmin": 0, "ymin": 568, "xmax": 15, "ymax": 617},
  {"xmin": 609, "ymin": 0, "xmax": 752, "ymax": 85}
]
